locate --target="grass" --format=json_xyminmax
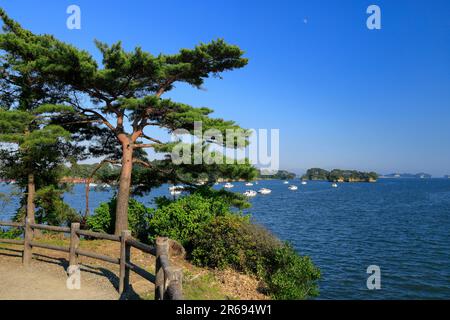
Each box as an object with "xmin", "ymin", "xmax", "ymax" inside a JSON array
[
  {"xmin": 183, "ymin": 271, "xmax": 235, "ymax": 300},
  {"xmin": 141, "ymin": 271, "xmax": 233, "ymax": 300}
]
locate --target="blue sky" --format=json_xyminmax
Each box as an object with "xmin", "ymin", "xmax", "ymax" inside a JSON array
[{"xmin": 1, "ymin": 0, "xmax": 449, "ymax": 176}]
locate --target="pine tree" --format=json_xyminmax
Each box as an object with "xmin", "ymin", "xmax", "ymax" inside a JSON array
[
  {"xmin": 0, "ymin": 9, "xmax": 256, "ymax": 235},
  {"xmin": 0, "ymin": 9, "xmax": 79, "ymax": 223},
  {"xmin": 0, "ymin": 107, "xmax": 74, "ymax": 223}
]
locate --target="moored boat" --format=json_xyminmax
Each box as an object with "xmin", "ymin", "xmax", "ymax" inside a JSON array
[
  {"xmin": 258, "ymin": 188, "xmax": 272, "ymax": 194},
  {"xmin": 243, "ymin": 190, "xmax": 257, "ymax": 197}
]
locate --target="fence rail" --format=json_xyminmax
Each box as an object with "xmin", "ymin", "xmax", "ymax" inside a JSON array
[{"xmin": 0, "ymin": 219, "xmax": 183, "ymax": 300}]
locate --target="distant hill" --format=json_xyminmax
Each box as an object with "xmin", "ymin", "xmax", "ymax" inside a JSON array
[
  {"xmin": 258, "ymin": 169, "xmax": 296, "ymax": 180},
  {"xmin": 382, "ymin": 173, "xmax": 432, "ymax": 179},
  {"xmin": 301, "ymin": 168, "xmax": 378, "ymax": 182}
]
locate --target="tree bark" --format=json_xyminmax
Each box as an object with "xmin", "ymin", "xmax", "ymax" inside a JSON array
[
  {"xmin": 27, "ymin": 173, "xmax": 36, "ymax": 224},
  {"xmin": 114, "ymin": 136, "xmax": 133, "ymax": 235}
]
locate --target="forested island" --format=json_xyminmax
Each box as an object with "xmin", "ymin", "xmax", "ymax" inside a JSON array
[
  {"xmin": 258, "ymin": 169, "xmax": 296, "ymax": 180},
  {"xmin": 301, "ymin": 168, "xmax": 378, "ymax": 182},
  {"xmin": 382, "ymin": 173, "xmax": 432, "ymax": 179}
]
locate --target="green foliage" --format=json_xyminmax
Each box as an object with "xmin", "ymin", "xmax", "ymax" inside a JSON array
[
  {"xmin": 190, "ymin": 215, "xmax": 261, "ymax": 271},
  {"xmin": 302, "ymin": 168, "xmax": 330, "ymax": 181},
  {"xmin": 258, "ymin": 169, "xmax": 296, "ymax": 180},
  {"xmin": 84, "ymin": 191, "xmax": 320, "ymax": 299},
  {"xmin": 264, "ymin": 244, "xmax": 321, "ymax": 300},
  {"xmin": 302, "ymin": 168, "xmax": 378, "ymax": 182},
  {"xmin": 0, "ymin": 192, "xmax": 11, "ymax": 210},
  {"xmin": 86, "ymin": 198, "xmax": 152, "ymax": 239},
  {"xmin": 33, "ymin": 186, "xmax": 80, "ymax": 226},
  {"xmin": 61, "ymin": 163, "xmax": 120, "ymax": 181},
  {"xmin": 190, "ymin": 215, "xmax": 320, "ymax": 300},
  {"xmin": 146, "ymin": 193, "xmax": 232, "ymax": 245},
  {"xmin": 147, "ymin": 192, "xmax": 320, "ymax": 300},
  {"xmin": 0, "ymin": 227, "xmax": 22, "ymax": 239}
]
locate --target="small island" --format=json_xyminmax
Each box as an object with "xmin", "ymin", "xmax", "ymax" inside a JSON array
[
  {"xmin": 258, "ymin": 169, "xmax": 296, "ymax": 180},
  {"xmin": 382, "ymin": 173, "xmax": 432, "ymax": 179},
  {"xmin": 301, "ymin": 168, "xmax": 378, "ymax": 182}
]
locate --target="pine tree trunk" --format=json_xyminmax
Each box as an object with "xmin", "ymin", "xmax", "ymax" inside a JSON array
[
  {"xmin": 27, "ymin": 173, "xmax": 36, "ymax": 224},
  {"xmin": 114, "ymin": 137, "xmax": 133, "ymax": 235}
]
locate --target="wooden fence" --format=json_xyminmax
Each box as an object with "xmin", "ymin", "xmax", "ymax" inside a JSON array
[{"xmin": 0, "ymin": 218, "xmax": 183, "ymax": 300}]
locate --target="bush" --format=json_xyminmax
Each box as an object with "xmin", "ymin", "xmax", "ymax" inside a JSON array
[
  {"xmin": 34, "ymin": 186, "xmax": 80, "ymax": 226},
  {"xmin": 0, "ymin": 227, "xmax": 22, "ymax": 239},
  {"xmin": 10, "ymin": 186, "xmax": 80, "ymax": 226},
  {"xmin": 85, "ymin": 191, "xmax": 321, "ymax": 299},
  {"xmin": 86, "ymin": 198, "xmax": 152, "ymax": 239},
  {"xmin": 264, "ymin": 244, "xmax": 321, "ymax": 299},
  {"xmin": 190, "ymin": 215, "xmax": 321, "ymax": 300},
  {"xmin": 190, "ymin": 215, "xmax": 277, "ymax": 273},
  {"xmin": 147, "ymin": 193, "xmax": 231, "ymax": 245}
]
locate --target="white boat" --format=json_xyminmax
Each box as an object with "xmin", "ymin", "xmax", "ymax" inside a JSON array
[
  {"xmin": 245, "ymin": 182, "xmax": 254, "ymax": 186},
  {"xmin": 243, "ymin": 190, "xmax": 257, "ymax": 197},
  {"xmin": 288, "ymin": 185, "xmax": 298, "ymax": 190},
  {"xmin": 258, "ymin": 188, "xmax": 272, "ymax": 194},
  {"xmin": 283, "ymin": 181, "xmax": 289, "ymax": 184},
  {"xmin": 170, "ymin": 190, "xmax": 182, "ymax": 196},
  {"xmin": 89, "ymin": 183, "xmax": 98, "ymax": 188},
  {"xmin": 224, "ymin": 183, "xmax": 234, "ymax": 188},
  {"xmin": 332, "ymin": 183, "xmax": 338, "ymax": 188},
  {"xmin": 169, "ymin": 185, "xmax": 185, "ymax": 191},
  {"xmin": 301, "ymin": 181, "xmax": 307, "ymax": 185}
]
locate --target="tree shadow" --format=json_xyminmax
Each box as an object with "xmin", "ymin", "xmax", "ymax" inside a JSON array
[
  {"xmin": 0, "ymin": 250, "xmax": 145, "ymax": 300},
  {"xmin": 0, "ymin": 246, "xmax": 22, "ymax": 258}
]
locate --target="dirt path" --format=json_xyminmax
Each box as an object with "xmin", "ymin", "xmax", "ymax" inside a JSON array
[
  {"xmin": 0, "ymin": 250, "xmax": 119, "ymax": 300},
  {"xmin": 0, "ymin": 239, "xmax": 268, "ymax": 300}
]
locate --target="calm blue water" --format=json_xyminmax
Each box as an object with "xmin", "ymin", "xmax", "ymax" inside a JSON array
[{"xmin": 1, "ymin": 179, "xmax": 449, "ymax": 299}]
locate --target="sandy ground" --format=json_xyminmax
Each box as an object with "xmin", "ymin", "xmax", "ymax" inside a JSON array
[
  {"xmin": 0, "ymin": 240, "xmax": 268, "ymax": 300},
  {"xmin": 0, "ymin": 248, "xmax": 120, "ymax": 300}
]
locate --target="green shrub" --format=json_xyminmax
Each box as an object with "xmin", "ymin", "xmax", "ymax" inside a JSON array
[
  {"xmin": 190, "ymin": 214, "xmax": 321, "ymax": 300},
  {"xmin": 264, "ymin": 244, "xmax": 321, "ymax": 300},
  {"xmin": 85, "ymin": 191, "xmax": 321, "ymax": 300},
  {"xmin": 86, "ymin": 198, "xmax": 152, "ymax": 239},
  {"xmin": 10, "ymin": 186, "xmax": 80, "ymax": 226},
  {"xmin": 34, "ymin": 186, "xmax": 80, "ymax": 226},
  {"xmin": 0, "ymin": 227, "xmax": 22, "ymax": 239},
  {"xmin": 147, "ymin": 193, "xmax": 231, "ymax": 245},
  {"xmin": 190, "ymin": 215, "xmax": 277, "ymax": 274}
]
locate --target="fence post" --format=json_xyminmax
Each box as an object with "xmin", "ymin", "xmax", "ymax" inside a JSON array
[
  {"xmin": 164, "ymin": 266, "xmax": 183, "ymax": 300},
  {"xmin": 155, "ymin": 236, "xmax": 169, "ymax": 300},
  {"xmin": 69, "ymin": 223, "xmax": 80, "ymax": 266},
  {"xmin": 119, "ymin": 230, "xmax": 131, "ymax": 295},
  {"xmin": 22, "ymin": 217, "xmax": 33, "ymax": 267}
]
